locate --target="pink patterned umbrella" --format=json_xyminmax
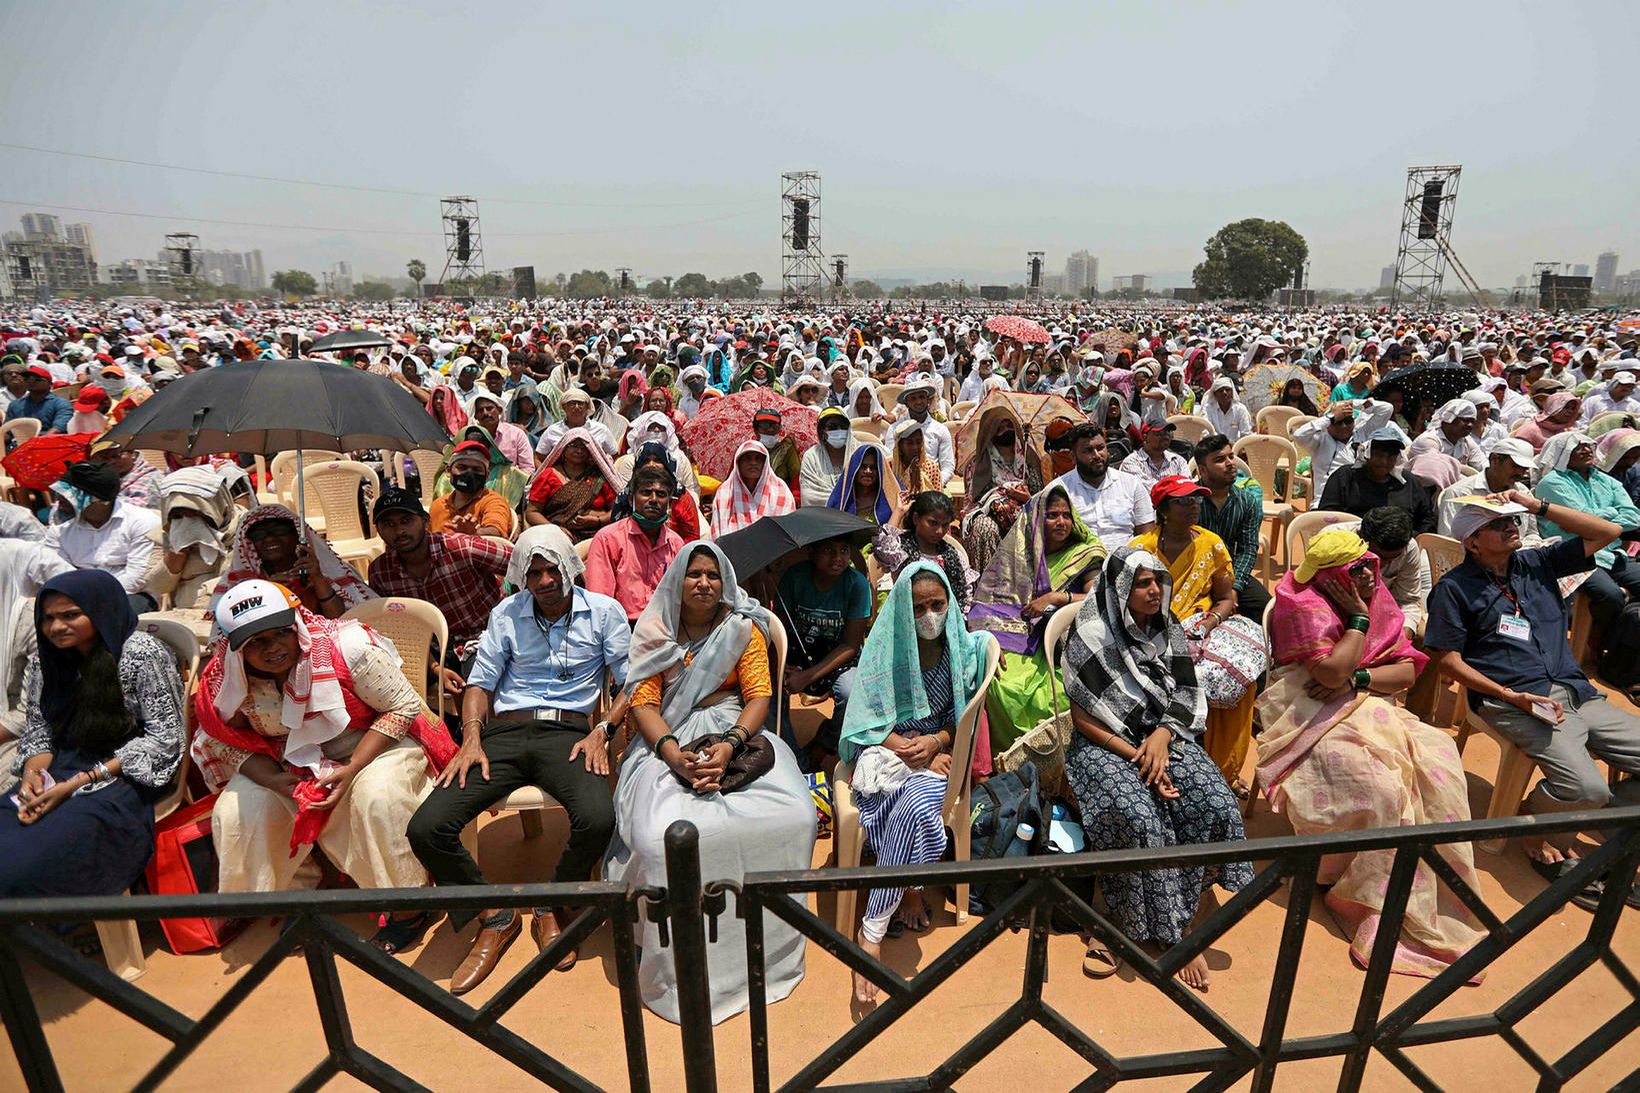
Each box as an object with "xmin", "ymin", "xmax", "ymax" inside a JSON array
[
  {"xmin": 680, "ymin": 389, "xmax": 818, "ymax": 480},
  {"xmin": 983, "ymin": 315, "xmax": 1051, "ymax": 345}
]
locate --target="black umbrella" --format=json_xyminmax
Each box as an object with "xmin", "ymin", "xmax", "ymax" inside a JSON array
[
  {"xmin": 103, "ymin": 359, "xmax": 450, "ymax": 518},
  {"xmin": 309, "ymin": 329, "xmax": 393, "ymax": 353},
  {"xmin": 714, "ymin": 508, "xmax": 876, "ymax": 583},
  {"xmin": 104, "ymin": 359, "xmax": 449, "ymax": 456},
  {"xmin": 1370, "ymin": 361, "xmax": 1479, "ymax": 408}
]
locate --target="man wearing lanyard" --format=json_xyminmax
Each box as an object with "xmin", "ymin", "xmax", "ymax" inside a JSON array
[
  {"xmin": 407, "ymin": 527, "xmax": 630, "ymax": 993},
  {"xmin": 1426, "ymin": 492, "xmax": 1640, "ymax": 909}
]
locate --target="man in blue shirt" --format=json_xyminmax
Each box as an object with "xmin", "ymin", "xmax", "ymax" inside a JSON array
[
  {"xmin": 4, "ymin": 366, "xmax": 72, "ymax": 434},
  {"xmin": 1426, "ymin": 491, "xmax": 1640, "ymax": 903},
  {"xmin": 408, "ymin": 527, "xmax": 629, "ymax": 993},
  {"xmin": 1534, "ymin": 431, "xmax": 1640, "ymax": 652}
]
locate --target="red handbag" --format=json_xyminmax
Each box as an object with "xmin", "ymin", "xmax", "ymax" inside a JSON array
[{"xmin": 143, "ymin": 794, "xmax": 245, "ymax": 954}]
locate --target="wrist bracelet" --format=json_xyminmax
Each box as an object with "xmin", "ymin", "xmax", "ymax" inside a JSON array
[
  {"xmin": 1346, "ymin": 614, "xmax": 1371, "ymax": 633},
  {"xmin": 1352, "ymin": 668, "xmax": 1371, "ymax": 690},
  {"xmin": 656, "ymin": 733, "xmax": 679, "ymax": 755}
]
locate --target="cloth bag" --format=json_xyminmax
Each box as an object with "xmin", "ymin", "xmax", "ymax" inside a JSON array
[
  {"xmin": 1183, "ymin": 612, "xmax": 1269, "ymax": 709},
  {"xmin": 995, "ymin": 620, "xmax": 1073, "ymax": 798},
  {"xmin": 143, "ymin": 794, "xmax": 245, "ymax": 954},
  {"xmin": 666, "ymin": 732, "xmax": 775, "ymax": 794}
]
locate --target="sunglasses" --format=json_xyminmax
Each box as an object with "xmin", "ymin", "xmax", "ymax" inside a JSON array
[
  {"xmin": 1347, "ymin": 560, "xmax": 1372, "ymax": 577},
  {"xmin": 1485, "ymin": 515, "xmax": 1522, "ymax": 533}
]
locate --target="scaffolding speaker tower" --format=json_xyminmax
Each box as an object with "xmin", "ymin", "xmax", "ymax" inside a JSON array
[
  {"xmin": 1026, "ymin": 252, "xmax": 1045, "ymax": 299},
  {"xmin": 164, "ymin": 232, "xmax": 199, "ymax": 278},
  {"xmin": 438, "ymin": 196, "xmax": 484, "ymax": 285},
  {"xmin": 1390, "ymin": 166, "xmax": 1461, "ymax": 308},
  {"xmin": 781, "ymin": 172, "xmax": 823, "ymax": 302}
]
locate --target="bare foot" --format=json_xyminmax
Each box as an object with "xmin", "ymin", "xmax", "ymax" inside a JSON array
[
  {"xmin": 1525, "ymin": 836, "xmax": 1574, "ymax": 865},
  {"xmin": 896, "ymin": 890, "xmax": 931, "ymax": 932},
  {"xmin": 1178, "ymin": 952, "xmax": 1211, "ymax": 992},
  {"xmin": 853, "ymin": 933, "xmax": 881, "ymax": 1006}
]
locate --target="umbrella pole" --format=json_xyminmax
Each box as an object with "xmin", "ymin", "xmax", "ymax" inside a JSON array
[{"xmin": 296, "ymin": 445, "xmax": 306, "ymax": 524}]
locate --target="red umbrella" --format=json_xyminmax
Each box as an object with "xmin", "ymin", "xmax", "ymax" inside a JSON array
[
  {"xmin": 983, "ymin": 315, "xmax": 1051, "ymax": 345},
  {"xmin": 2, "ymin": 433, "xmax": 95, "ymax": 490},
  {"xmin": 680, "ymin": 389, "xmax": 818, "ymax": 480}
]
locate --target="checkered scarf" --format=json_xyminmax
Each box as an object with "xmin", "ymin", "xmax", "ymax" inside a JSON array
[
  {"xmin": 711, "ymin": 438, "xmax": 795, "ymax": 534},
  {"xmin": 1061, "ymin": 546, "xmax": 1204, "ymax": 745}
]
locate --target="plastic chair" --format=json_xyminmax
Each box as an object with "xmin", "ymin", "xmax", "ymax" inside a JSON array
[
  {"xmin": 1255, "ymin": 405, "xmax": 1306, "ymax": 438},
  {"xmin": 1417, "ymin": 532, "xmax": 1465, "ymax": 585},
  {"xmin": 1233, "ymin": 435, "xmax": 1300, "ymax": 579},
  {"xmin": 268, "ymin": 450, "xmax": 345, "ymax": 508},
  {"xmin": 850, "ymin": 417, "xmax": 888, "ymax": 440},
  {"xmin": 302, "ymin": 461, "xmax": 384, "ymax": 572},
  {"xmin": 575, "ymin": 537, "xmax": 593, "ymax": 563},
  {"xmin": 340, "ymin": 597, "xmax": 448, "ymax": 721},
  {"xmin": 0, "ymin": 417, "xmax": 41, "ymax": 452},
  {"xmin": 950, "ymin": 400, "xmax": 979, "ymax": 423},
  {"xmin": 1285, "ymin": 511, "xmax": 1361, "ymax": 576},
  {"xmin": 1166, "ymin": 414, "xmax": 1213, "ymax": 446},
  {"xmin": 1280, "ymin": 415, "xmax": 1318, "ymax": 441},
  {"xmin": 876, "ymin": 384, "xmax": 905, "ymax": 415},
  {"xmin": 390, "ymin": 448, "xmax": 447, "ymax": 510},
  {"xmin": 832, "ymin": 633, "xmax": 1001, "ymax": 933},
  {"xmin": 101, "ymin": 618, "xmax": 201, "ymax": 981}
]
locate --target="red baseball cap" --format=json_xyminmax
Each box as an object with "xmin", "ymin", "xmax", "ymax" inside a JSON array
[
  {"xmin": 73, "ymin": 385, "xmax": 107, "ymax": 412},
  {"xmin": 1140, "ymin": 420, "xmax": 1177, "ymax": 436},
  {"xmin": 1149, "ymin": 474, "xmax": 1209, "ymax": 508},
  {"xmin": 25, "ymin": 365, "xmax": 52, "ymax": 381}
]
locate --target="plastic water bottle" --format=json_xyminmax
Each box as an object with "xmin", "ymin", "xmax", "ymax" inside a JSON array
[{"xmin": 1005, "ymin": 821, "xmax": 1036, "ymax": 859}]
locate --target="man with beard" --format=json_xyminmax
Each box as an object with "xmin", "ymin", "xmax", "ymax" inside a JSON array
[{"xmin": 1050, "ymin": 423, "xmax": 1156, "ymax": 546}]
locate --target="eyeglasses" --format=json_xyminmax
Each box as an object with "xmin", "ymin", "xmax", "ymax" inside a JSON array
[
  {"xmin": 1485, "ymin": 516, "xmax": 1522, "ymax": 533},
  {"xmin": 1347, "ymin": 560, "xmax": 1372, "ymax": 577}
]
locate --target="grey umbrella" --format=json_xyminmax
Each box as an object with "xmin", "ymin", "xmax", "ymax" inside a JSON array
[{"xmin": 308, "ymin": 329, "xmax": 394, "ymax": 353}]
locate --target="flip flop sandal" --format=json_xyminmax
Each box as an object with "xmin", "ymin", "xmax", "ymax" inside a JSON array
[
  {"xmin": 370, "ymin": 911, "xmax": 437, "ymax": 955},
  {"xmin": 1082, "ymin": 942, "xmax": 1120, "ymax": 979},
  {"xmin": 1529, "ymin": 856, "xmax": 1604, "ymax": 912}
]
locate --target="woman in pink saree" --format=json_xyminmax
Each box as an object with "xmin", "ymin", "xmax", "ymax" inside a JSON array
[{"xmin": 1256, "ymin": 527, "xmax": 1484, "ymax": 980}]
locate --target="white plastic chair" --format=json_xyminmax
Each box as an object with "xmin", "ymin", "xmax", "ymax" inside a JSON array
[
  {"xmin": 1255, "ymin": 405, "xmax": 1306, "ymax": 438},
  {"xmin": 340, "ymin": 597, "xmax": 449, "ymax": 721},
  {"xmin": 1166, "ymin": 414, "xmax": 1213, "ymax": 446},
  {"xmin": 301, "ymin": 461, "xmax": 384, "ymax": 573},
  {"xmin": 832, "ymin": 634, "xmax": 1001, "ymax": 932},
  {"xmin": 1285, "ymin": 511, "xmax": 1360, "ymax": 576},
  {"xmin": 1233, "ymin": 434, "xmax": 1300, "ymax": 579},
  {"xmin": 389, "ymin": 448, "xmax": 447, "ymax": 510}
]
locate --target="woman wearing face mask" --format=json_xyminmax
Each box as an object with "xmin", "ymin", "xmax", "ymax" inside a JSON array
[
  {"xmin": 839, "ymin": 564, "xmax": 994, "ymax": 1005},
  {"xmin": 430, "ymin": 441, "xmax": 513, "ymax": 538},
  {"xmin": 799, "ymin": 407, "xmax": 857, "ymax": 507},
  {"xmin": 749, "ymin": 407, "xmax": 801, "ymax": 490},
  {"xmin": 958, "ymin": 406, "xmax": 1046, "ymax": 574},
  {"xmin": 524, "ymin": 429, "xmax": 623, "ymax": 540}
]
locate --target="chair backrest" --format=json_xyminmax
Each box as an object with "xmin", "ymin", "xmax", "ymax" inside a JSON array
[
  {"xmin": 943, "ymin": 534, "xmax": 971, "ymax": 572},
  {"xmin": 269, "ymin": 450, "xmax": 345, "ymax": 506},
  {"xmin": 575, "ymin": 537, "xmax": 593, "ymax": 562},
  {"xmin": 943, "ymin": 634, "xmax": 1001, "ymax": 822},
  {"xmin": 137, "ymin": 449, "xmax": 170, "ymax": 474},
  {"xmin": 1256, "ymin": 405, "xmax": 1305, "ymax": 437},
  {"xmin": 1167, "ymin": 414, "xmax": 1213, "ymax": 446},
  {"xmin": 405, "ymin": 449, "xmax": 445, "ymax": 508},
  {"xmin": 850, "ymin": 416, "xmax": 888, "ymax": 440},
  {"xmin": 951, "ymin": 400, "xmax": 979, "ymax": 423},
  {"xmin": 1232, "ymin": 435, "xmax": 1300, "ymax": 504},
  {"xmin": 0, "ymin": 418, "xmax": 41, "ymax": 451},
  {"xmin": 1041, "ymin": 601, "xmax": 1078, "ymax": 670},
  {"xmin": 1417, "ymin": 532, "xmax": 1466, "ymax": 585},
  {"xmin": 137, "ymin": 617, "xmax": 201, "ymax": 681},
  {"xmin": 876, "ymin": 384, "xmax": 905, "ymax": 414},
  {"xmin": 1280, "ymin": 415, "xmax": 1318, "ymax": 441},
  {"xmin": 341, "ymin": 597, "xmax": 448, "ymax": 719},
  {"xmin": 1286, "ymin": 510, "xmax": 1361, "ymax": 574},
  {"xmin": 764, "ymin": 612, "xmax": 789, "ymax": 742},
  {"xmin": 303, "ymin": 461, "xmax": 380, "ymax": 543}
]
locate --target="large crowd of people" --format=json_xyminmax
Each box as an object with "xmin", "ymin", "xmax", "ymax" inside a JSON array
[{"xmin": 1, "ymin": 295, "xmax": 1638, "ymax": 1020}]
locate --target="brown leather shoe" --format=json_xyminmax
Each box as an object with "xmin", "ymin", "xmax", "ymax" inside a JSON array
[
  {"xmin": 449, "ymin": 913, "xmax": 522, "ymax": 995},
  {"xmin": 531, "ymin": 911, "xmax": 577, "ymax": 971}
]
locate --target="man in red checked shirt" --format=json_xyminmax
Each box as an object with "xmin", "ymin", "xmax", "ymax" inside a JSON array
[{"xmin": 367, "ymin": 486, "xmax": 512, "ymax": 736}]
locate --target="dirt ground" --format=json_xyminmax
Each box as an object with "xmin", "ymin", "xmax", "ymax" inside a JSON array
[{"xmin": 3, "ymin": 721, "xmax": 1638, "ymax": 1092}]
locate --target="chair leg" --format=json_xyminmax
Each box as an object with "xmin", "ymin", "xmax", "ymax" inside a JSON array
[
  {"xmin": 952, "ymin": 816, "xmax": 971, "ymax": 925},
  {"xmin": 98, "ymin": 911, "xmax": 146, "ymax": 982},
  {"xmin": 1480, "ymin": 742, "xmax": 1535, "ymax": 855},
  {"xmin": 519, "ymin": 810, "xmax": 545, "ymax": 839},
  {"xmin": 833, "ymin": 802, "xmax": 861, "ymax": 936}
]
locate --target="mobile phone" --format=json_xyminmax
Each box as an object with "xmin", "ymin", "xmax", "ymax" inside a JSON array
[{"xmin": 1530, "ymin": 701, "xmax": 1564, "ymax": 726}]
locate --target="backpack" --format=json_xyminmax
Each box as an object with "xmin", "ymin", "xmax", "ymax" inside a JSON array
[{"xmin": 968, "ymin": 760, "xmax": 1048, "ymax": 917}]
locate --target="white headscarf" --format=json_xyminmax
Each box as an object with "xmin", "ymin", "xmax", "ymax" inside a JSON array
[
  {"xmin": 506, "ymin": 523, "xmax": 584, "ymax": 592},
  {"xmin": 1536, "ymin": 431, "xmax": 1596, "ymax": 477}
]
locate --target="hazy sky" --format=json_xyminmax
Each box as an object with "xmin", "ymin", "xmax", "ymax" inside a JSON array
[{"xmin": 3, "ymin": 0, "xmax": 1636, "ymax": 290}]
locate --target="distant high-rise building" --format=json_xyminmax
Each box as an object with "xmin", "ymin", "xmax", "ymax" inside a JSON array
[
  {"xmin": 100, "ymin": 259, "xmax": 174, "ymax": 288},
  {"xmin": 329, "ymin": 261, "xmax": 354, "ymax": 294},
  {"xmin": 19, "ymin": 213, "xmax": 61, "ymax": 241},
  {"xmin": 63, "ymin": 223, "xmax": 97, "ymax": 260},
  {"xmin": 1379, "ymin": 265, "xmax": 1396, "ymax": 290},
  {"xmin": 199, "ymin": 249, "xmax": 268, "ymax": 290},
  {"xmin": 1572, "ymin": 264, "xmax": 1590, "ymax": 278},
  {"xmin": 1595, "ymin": 251, "xmax": 1619, "ymax": 294},
  {"xmin": 1064, "ymin": 250, "xmax": 1098, "ymax": 296}
]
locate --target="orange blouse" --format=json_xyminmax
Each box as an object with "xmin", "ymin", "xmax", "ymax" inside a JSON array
[{"xmin": 631, "ymin": 627, "xmax": 772, "ymax": 708}]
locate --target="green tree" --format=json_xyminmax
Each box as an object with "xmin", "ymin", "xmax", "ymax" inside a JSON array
[
  {"xmin": 271, "ymin": 270, "xmax": 317, "ymax": 296},
  {"xmin": 643, "ymin": 277, "xmax": 672, "ymax": 299},
  {"xmin": 849, "ymin": 279, "xmax": 885, "ymax": 298},
  {"xmin": 354, "ymin": 280, "xmax": 396, "ymax": 301},
  {"xmin": 1192, "ymin": 218, "xmax": 1308, "ymax": 301},
  {"xmin": 673, "ymin": 272, "xmax": 712, "ymax": 297},
  {"xmin": 565, "ymin": 269, "xmax": 614, "ymax": 299},
  {"xmin": 406, "ymin": 259, "xmax": 426, "ymax": 297}
]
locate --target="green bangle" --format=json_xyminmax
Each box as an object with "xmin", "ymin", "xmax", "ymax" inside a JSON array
[
  {"xmin": 1352, "ymin": 668, "xmax": 1371, "ymax": 690},
  {"xmin": 655, "ymin": 733, "xmax": 679, "ymax": 755},
  {"xmin": 1346, "ymin": 614, "xmax": 1371, "ymax": 633}
]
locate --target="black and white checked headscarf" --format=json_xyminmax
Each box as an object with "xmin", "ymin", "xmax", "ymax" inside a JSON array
[{"xmin": 1060, "ymin": 546, "xmax": 1205, "ymax": 745}]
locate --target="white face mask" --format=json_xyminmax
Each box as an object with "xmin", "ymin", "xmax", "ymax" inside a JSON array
[
  {"xmin": 914, "ymin": 607, "xmax": 947, "ymax": 640},
  {"xmin": 758, "ymin": 433, "xmax": 780, "ymax": 450},
  {"xmin": 824, "ymin": 428, "xmax": 850, "ymax": 449}
]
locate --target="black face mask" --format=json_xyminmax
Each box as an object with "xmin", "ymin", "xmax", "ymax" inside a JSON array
[
  {"xmin": 995, "ymin": 431, "xmax": 1017, "ymax": 447},
  {"xmin": 452, "ymin": 470, "xmax": 486, "ymax": 494}
]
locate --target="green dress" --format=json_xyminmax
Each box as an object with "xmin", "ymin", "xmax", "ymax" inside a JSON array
[{"xmin": 983, "ymin": 544, "xmax": 1096, "ymax": 754}]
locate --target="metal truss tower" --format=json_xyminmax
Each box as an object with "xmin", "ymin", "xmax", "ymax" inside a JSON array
[
  {"xmin": 781, "ymin": 172, "xmax": 823, "ymax": 302},
  {"xmin": 1390, "ymin": 165, "xmax": 1461, "ymax": 308},
  {"xmin": 439, "ymin": 196, "xmax": 484, "ymax": 285}
]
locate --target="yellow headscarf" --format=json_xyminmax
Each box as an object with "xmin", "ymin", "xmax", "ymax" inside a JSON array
[{"xmin": 1294, "ymin": 527, "xmax": 1368, "ymax": 583}]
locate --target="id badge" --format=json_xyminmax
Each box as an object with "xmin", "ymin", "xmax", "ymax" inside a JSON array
[{"xmin": 1498, "ymin": 614, "xmax": 1531, "ymax": 642}]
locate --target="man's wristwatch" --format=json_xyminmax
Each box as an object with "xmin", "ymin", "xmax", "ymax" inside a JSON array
[{"xmin": 593, "ymin": 720, "xmax": 613, "ymax": 736}]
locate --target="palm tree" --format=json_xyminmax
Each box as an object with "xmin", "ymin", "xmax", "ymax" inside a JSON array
[{"xmin": 406, "ymin": 259, "xmax": 426, "ymax": 298}]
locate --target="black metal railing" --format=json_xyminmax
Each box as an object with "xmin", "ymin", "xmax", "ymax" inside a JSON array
[
  {"xmin": 3, "ymin": 808, "xmax": 1638, "ymax": 1092},
  {"xmin": 733, "ymin": 805, "xmax": 1640, "ymax": 1093},
  {"xmin": 0, "ymin": 879, "xmax": 653, "ymax": 1093}
]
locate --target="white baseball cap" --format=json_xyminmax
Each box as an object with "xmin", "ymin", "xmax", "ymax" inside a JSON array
[{"xmin": 216, "ymin": 579, "xmax": 299, "ymax": 649}]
